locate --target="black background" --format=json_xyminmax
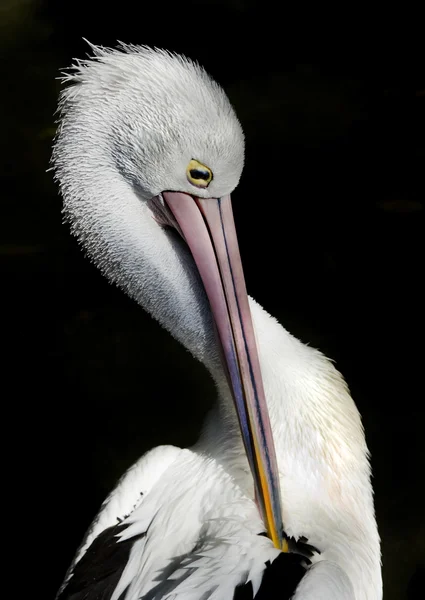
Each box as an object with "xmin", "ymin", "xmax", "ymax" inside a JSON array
[{"xmin": 2, "ymin": 1, "xmax": 424, "ymax": 598}]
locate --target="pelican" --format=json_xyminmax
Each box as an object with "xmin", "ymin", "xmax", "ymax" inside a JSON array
[{"xmin": 52, "ymin": 43, "xmax": 382, "ymax": 600}]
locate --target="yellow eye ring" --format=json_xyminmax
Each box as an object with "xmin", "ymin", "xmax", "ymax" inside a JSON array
[{"xmin": 186, "ymin": 159, "xmax": 213, "ymax": 188}]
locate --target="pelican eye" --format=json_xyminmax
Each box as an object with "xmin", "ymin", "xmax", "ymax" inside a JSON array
[{"xmin": 186, "ymin": 159, "xmax": 213, "ymax": 188}]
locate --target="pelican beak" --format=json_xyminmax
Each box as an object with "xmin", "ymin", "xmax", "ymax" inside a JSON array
[{"xmin": 162, "ymin": 192, "xmax": 286, "ymax": 551}]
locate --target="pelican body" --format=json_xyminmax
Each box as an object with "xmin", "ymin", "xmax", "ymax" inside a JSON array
[{"xmin": 52, "ymin": 43, "xmax": 382, "ymax": 600}]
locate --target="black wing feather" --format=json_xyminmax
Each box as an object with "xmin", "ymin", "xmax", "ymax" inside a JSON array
[
  {"xmin": 57, "ymin": 523, "xmax": 144, "ymax": 600},
  {"xmin": 58, "ymin": 527, "xmax": 314, "ymax": 600},
  {"xmin": 233, "ymin": 552, "xmax": 308, "ymax": 600}
]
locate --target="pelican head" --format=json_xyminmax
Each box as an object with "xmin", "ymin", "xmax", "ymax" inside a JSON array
[
  {"xmin": 53, "ymin": 43, "xmax": 284, "ymax": 550},
  {"xmin": 60, "ymin": 45, "xmax": 245, "ymax": 201}
]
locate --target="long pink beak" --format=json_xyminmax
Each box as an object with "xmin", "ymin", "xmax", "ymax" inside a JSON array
[{"xmin": 160, "ymin": 191, "xmax": 284, "ymax": 550}]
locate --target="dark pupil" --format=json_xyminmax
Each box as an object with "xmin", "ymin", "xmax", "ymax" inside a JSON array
[{"xmin": 190, "ymin": 168, "xmax": 209, "ymax": 181}]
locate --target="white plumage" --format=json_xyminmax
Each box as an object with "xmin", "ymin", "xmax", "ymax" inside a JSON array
[{"xmin": 53, "ymin": 43, "xmax": 382, "ymax": 600}]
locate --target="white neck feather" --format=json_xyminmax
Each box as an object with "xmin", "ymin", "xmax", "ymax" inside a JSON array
[{"xmin": 56, "ymin": 145, "xmax": 224, "ymax": 371}]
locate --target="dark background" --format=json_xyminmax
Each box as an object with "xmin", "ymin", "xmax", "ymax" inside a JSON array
[{"xmin": 2, "ymin": 1, "xmax": 424, "ymax": 598}]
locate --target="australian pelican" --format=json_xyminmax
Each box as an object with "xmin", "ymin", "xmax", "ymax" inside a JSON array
[{"xmin": 52, "ymin": 43, "xmax": 382, "ymax": 600}]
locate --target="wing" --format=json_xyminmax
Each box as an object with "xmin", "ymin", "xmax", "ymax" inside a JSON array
[
  {"xmin": 57, "ymin": 446, "xmax": 332, "ymax": 600},
  {"xmin": 233, "ymin": 552, "xmax": 308, "ymax": 600},
  {"xmin": 56, "ymin": 445, "xmax": 182, "ymax": 600}
]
